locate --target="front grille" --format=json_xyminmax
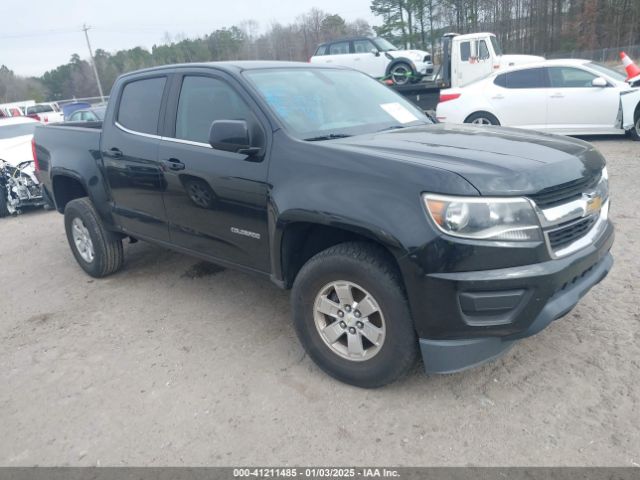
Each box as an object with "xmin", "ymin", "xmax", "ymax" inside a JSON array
[
  {"xmin": 548, "ymin": 215, "xmax": 598, "ymax": 250},
  {"xmin": 529, "ymin": 174, "xmax": 600, "ymax": 208}
]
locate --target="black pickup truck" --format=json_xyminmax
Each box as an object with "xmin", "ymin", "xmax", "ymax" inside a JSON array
[{"xmin": 34, "ymin": 61, "xmax": 614, "ymax": 387}]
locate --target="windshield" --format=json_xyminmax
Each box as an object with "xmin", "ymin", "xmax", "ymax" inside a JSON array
[
  {"xmin": 244, "ymin": 68, "xmax": 430, "ymax": 140},
  {"xmin": 490, "ymin": 35, "xmax": 502, "ymax": 56},
  {"xmin": 587, "ymin": 62, "xmax": 627, "ymax": 82},
  {"xmin": 374, "ymin": 38, "xmax": 398, "ymax": 52},
  {"xmin": 0, "ymin": 123, "xmax": 37, "ymax": 139}
]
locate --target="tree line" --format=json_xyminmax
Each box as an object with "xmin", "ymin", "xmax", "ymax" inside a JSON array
[
  {"xmin": 1, "ymin": 1, "xmax": 639, "ymax": 103},
  {"xmin": 372, "ymin": 0, "xmax": 640, "ymax": 55}
]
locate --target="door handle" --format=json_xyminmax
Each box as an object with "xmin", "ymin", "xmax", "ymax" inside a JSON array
[
  {"xmin": 164, "ymin": 158, "xmax": 185, "ymax": 171},
  {"xmin": 108, "ymin": 147, "xmax": 123, "ymax": 158},
  {"xmin": 550, "ymin": 93, "xmax": 564, "ymax": 98},
  {"xmin": 491, "ymin": 94, "xmax": 504, "ymax": 100}
]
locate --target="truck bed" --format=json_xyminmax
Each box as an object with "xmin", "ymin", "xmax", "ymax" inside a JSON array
[{"xmin": 34, "ymin": 122, "xmax": 104, "ymax": 209}]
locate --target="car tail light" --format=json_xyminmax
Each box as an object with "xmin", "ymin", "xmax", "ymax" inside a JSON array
[
  {"xmin": 439, "ymin": 93, "xmax": 461, "ymax": 103},
  {"xmin": 31, "ymin": 137, "xmax": 40, "ymax": 171}
]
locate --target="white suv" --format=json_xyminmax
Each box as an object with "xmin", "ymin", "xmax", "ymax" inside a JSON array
[{"xmin": 310, "ymin": 37, "xmax": 433, "ymax": 85}]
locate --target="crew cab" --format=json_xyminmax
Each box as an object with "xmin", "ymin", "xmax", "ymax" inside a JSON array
[{"xmin": 34, "ymin": 62, "xmax": 614, "ymax": 387}]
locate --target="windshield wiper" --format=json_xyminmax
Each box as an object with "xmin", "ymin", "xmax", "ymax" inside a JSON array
[
  {"xmin": 303, "ymin": 133, "xmax": 352, "ymax": 141},
  {"xmin": 378, "ymin": 125, "xmax": 408, "ymax": 132}
]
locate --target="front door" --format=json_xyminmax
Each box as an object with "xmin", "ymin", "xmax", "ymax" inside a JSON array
[
  {"xmin": 158, "ymin": 73, "xmax": 271, "ymax": 271},
  {"xmin": 351, "ymin": 39, "xmax": 388, "ymax": 77},
  {"xmin": 101, "ymin": 75, "xmax": 170, "ymax": 240},
  {"xmin": 546, "ymin": 66, "xmax": 620, "ymax": 132}
]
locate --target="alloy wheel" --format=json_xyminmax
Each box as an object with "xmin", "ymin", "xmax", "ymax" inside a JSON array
[
  {"xmin": 313, "ymin": 281, "xmax": 386, "ymax": 362},
  {"xmin": 71, "ymin": 217, "xmax": 95, "ymax": 263}
]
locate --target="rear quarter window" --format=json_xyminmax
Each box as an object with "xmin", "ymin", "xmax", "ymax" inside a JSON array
[
  {"xmin": 314, "ymin": 45, "xmax": 327, "ymax": 56},
  {"xmin": 117, "ymin": 77, "xmax": 167, "ymax": 135}
]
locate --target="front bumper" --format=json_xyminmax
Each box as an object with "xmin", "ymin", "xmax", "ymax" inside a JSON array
[
  {"xmin": 411, "ymin": 221, "xmax": 614, "ymax": 374},
  {"xmin": 413, "ymin": 61, "xmax": 434, "ymax": 76}
]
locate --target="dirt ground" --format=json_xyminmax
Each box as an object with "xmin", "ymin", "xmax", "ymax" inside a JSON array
[{"xmin": 0, "ymin": 138, "xmax": 638, "ymax": 467}]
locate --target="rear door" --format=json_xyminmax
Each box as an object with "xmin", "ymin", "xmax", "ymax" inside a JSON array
[
  {"xmin": 157, "ymin": 71, "xmax": 271, "ymax": 271},
  {"xmin": 546, "ymin": 66, "xmax": 620, "ymax": 132},
  {"xmin": 488, "ymin": 67, "xmax": 548, "ymax": 129},
  {"xmin": 101, "ymin": 75, "xmax": 170, "ymax": 240}
]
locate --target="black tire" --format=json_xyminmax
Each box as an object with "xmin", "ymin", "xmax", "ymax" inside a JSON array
[
  {"xmin": 64, "ymin": 197, "xmax": 124, "ymax": 278},
  {"xmin": 291, "ymin": 242, "xmax": 418, "ymax": 388},
  {"xmin": 0, "ymin": 190, "xmax": 9, "ymax": 218},
  {"xmin": 389, "ymin": 62, "xmax": 416, "ymax": 86},
  {"xmin": 626, "ymin": 113, "xmax": 640, "ymax": 141},
  {"xmin": 464, "ymin": 111, "xmax": 501, "ymax": 126}
]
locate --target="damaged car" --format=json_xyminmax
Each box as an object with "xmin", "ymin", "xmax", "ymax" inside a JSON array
[{"xmin": 0, "ymin": 117, "xmax": 48, "ymax": 217}]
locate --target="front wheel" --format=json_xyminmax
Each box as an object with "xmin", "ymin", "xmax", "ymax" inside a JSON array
[
  {"xmin": 64, "ymin": 198, "xmax": 124, "ymax": 278},
  {"xmin": 389, "ymin": 62, "xmax": 416, "ymax": 86},
  {"xmin": 291, "ymin": 242, "xmax": 418, "ymax": 388},
  {"xmin": 627, "ymin": 114, "xmax": 640, "ymax": 141},
  {"xmin": 464, "ymin": 112, "xmax": 500, "ymax": 126},
  {"xmin": 0, "ymin": 189, "xmax": 9, "ymax": 218}
]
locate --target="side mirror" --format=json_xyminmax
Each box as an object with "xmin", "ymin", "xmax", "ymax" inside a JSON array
[
  {"xmin": 371, "ymin": 48, "xmax": 380, "ymax": 57},
  {"xmin": 208, "ymin": 120, "xmax": 258, "ymax": 155},
  {"xmin": 592, "ymin": 77, "xmax": 608, "ymax": 87}
]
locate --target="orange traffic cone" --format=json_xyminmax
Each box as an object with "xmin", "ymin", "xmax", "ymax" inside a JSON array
[{"xmin": 620, "ymin": 51, "xmax": 640, "ymax": 80}]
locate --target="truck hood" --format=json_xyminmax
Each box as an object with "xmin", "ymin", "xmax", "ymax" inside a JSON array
[
  {"xmin": 323, "ymin": 124, "xmax": 605, "ymax": 196},
  {"xmin": 0, "ymin": 135, "xmax": 33, "ymax": 167},
  {"xmin": 500, "ymin": 54, "xmax": 545, "ymax": 67}
]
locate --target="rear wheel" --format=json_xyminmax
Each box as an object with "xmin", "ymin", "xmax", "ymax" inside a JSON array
[
  {"xmin": 64, "ymin": 198, "xmax": 124, "ymax": 278},
  {"xmin": 465, "ymin": 112, "xmax": 500, "ymax": 126},
  {"xmin": 291, "ymin": 242, "xmax": 418, "ymax": 388}
]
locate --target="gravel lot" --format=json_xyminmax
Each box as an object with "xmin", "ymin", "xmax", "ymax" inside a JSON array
[{"xmin": 0, "ymin": 138, "xmax": 638, "ymax": 467}]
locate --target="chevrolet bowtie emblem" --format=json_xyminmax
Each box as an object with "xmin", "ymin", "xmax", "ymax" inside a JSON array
[{"xmin": 584, "ymin": 193, "xmax": 603, "ymax": 216}]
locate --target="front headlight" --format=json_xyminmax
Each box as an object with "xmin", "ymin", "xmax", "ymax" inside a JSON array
[
  {"xmin": 423, "ymin": 194, "xmax": 542, "ymax": 241},
  {"xmin": 595, "ymin": 166, "xmax": 609, "ymax": 201}
]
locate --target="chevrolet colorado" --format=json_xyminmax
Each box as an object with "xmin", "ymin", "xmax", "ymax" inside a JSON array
[{"xmin": 34, "ymin": 61, "xmax": 614, "ymax": 387}]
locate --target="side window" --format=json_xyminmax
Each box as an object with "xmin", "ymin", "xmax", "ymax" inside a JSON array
[
  {"xmin": 118, "ymin": 77, "xmax": 166, "ymax": 135},
  {"xmin": 478, "ymin": 40, "xmax": 490, "ymax": 60},
  {"xmin": 69, "ymin": 112, "xmax": 80, "ymax": 121},
  {"xmin": 502, "ymin": 68, "xmax": 548, "ymax": 89},
  {"xmin": 174, "ymin": 76, "xmax": 251, "ymax": 144},
  {"xmin": 314, "ymin": 45, "xmax": 327, "ymax": 56},
  {"xmin": 460, "ymin": 41, "xmax": 471, "ymax": 61},
  {"xmin": 548, "ymin": 67, "xmax": 598, "ymax": 88},
  {"xmin": 329, "ymin": 42, "xmax": 350, "ymax": 55},
  {"xmin": 353, "ymin": 40, "xmax": 374, "ymax": 54}
]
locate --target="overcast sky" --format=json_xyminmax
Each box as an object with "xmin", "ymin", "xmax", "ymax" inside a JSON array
[{"xmin": 0, "ymin": 0, "xmax": 377, "ymax": 77}]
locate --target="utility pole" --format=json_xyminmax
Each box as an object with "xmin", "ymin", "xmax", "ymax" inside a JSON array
[{"xmin": 82, "ymin": 24, "xmax": 105, "ymax": 103}]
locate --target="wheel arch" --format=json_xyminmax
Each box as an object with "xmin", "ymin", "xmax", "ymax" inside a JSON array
[
  {"xmin": 51, "ymin": 173, "xmax": 89, "ymax": 213},
  {"xmin": 385, "ymin": 57, "xmax": 417, "ymax": 77},
  {"xmin": 464, "ymin": 110, "xmax": 501, "ymax": 125},
  {"xmin": 273, "ymin": 218, "xmax": 407, "ymax": 290}
]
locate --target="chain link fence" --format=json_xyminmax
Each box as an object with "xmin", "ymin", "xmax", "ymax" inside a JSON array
[{"xmin": 547, "ymin": 44, "xmax": 640, "ymax": 67}]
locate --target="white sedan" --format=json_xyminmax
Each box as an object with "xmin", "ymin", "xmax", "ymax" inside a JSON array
[{"xmin": 436, "ymin": 59, "xmax": 640, "ymax": 140}]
